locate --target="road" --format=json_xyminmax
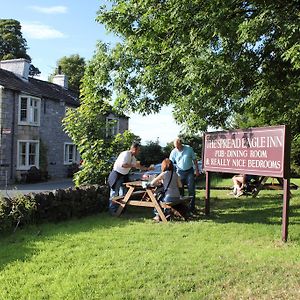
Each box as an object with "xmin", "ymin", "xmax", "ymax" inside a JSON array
[{"xmin": 0, "ymin": 178, "xmax": 74, "ymax": 198}]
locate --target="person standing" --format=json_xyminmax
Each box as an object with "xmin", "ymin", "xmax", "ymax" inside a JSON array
[
  {"xmin": 108, "ymin": 142, "xmax": 151, "ymax": 215},
  {"xmin": 107, "ymin": 142, "xmax": 141, "ymax": 214},
  {"xmin": 169, "ymin": 137, "xmax": 200, "ymax": 212}
]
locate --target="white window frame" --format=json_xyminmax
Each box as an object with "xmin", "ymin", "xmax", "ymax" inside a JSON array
[
  {"xmin": 18, "ymin": 95, "xmax": 41, "ymax": 126},
  {"xmin": 106, "ymin": 116, "xmax": 120, "ymax": 137},
  {"xmin": 17, "ymin": 140, "xmax": 40, "ymax": 170},
  {"xmin": 64, "ymin": 143, "xmax": 80, "ymax": 165}
]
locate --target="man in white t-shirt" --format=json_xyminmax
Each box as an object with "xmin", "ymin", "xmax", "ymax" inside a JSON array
[{"xmin": 108, "ymin": 142, "xmax": 141, "ymax": 214}]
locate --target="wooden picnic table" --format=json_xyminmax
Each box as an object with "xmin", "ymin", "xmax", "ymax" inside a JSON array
[
  {"xmin": 251, "ymin": 176, "xmax": 297, "ymax": 197},
  {"xmin": 113, "ymin": 181, "xmax": 168, "ymax": 222}
]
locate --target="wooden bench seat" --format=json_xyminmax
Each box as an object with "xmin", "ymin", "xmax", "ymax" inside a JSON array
[
  {"xmin": 112, "ymin": 190, "xmax": 147, "ymax": 204},
  {"xmin": 161, "ymin": 196, "xmax": 192, "ymax": 207},
  {"xmin": 160, "ymin": 196, "xmax": 192, "ymax": 220}
]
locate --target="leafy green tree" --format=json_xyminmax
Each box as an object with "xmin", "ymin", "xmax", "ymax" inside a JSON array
[
  {"xmin": 63, "ymin": 43, "xmax": 138, "ymax": 185},
  {"xmin": 138, "ymin": 140, "xmax": 165, "ymax": 165},
  {"xmin": 0, "ymin": 19, "xmax": 40, "ymax": 76},
  {"xmin": 96, "ymin": 1, "xmax": 300, "ymax": 133},
  {"xmin": 178, "ymin": 133, "xmax": 203, "ymax": 160},
  {"xmin": 49, "ymin": 54, "xmax": 85, "ymax": 91},
  {"xmin": 95, "ymin": 0, "xmax": 300, "ymax": 172},
  {"xmin": 0, "ymin": 19, "xmax": 30, "ymax": 60}
]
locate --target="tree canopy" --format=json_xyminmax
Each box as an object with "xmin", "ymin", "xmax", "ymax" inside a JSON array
[
  {"xmin": 95, "ymin": 0, "xmax": 300, "ymax": 136},
  {"xmin": 0, "ymin": 19, "xmax": 30, "ymax": 61},
  {"xmin": 0, "ymin": 19, "xmax": 40, "ymax": 76},
  {"xmin": 49, "ymin": 54, "xmax": 86, "ymax": 91}
]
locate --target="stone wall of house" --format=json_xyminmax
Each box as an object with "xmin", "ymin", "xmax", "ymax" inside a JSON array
[
  {"xmin": 0, "ymin": 89, "xmax": 15, "ymax": 185},
  {"xmin": 0, "ymin": 89, "xmax": 76, "ymax": 185},
  {"xmin": 39, "ymin": 100, "xmax": 75, "ymax": 179},
  {"xmin": 119, "ymin": 117, "xmax": 129, "ymax": 134}
]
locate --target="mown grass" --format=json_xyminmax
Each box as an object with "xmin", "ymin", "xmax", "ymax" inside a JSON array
[{"xmin": 0, "ymin": 184, "xmax": 299, "ymax": 299}]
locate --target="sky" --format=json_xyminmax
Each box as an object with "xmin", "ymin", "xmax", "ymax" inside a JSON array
[{"xmin": 1, "ymin": 0, "xmax": 182, "ymax": 146}]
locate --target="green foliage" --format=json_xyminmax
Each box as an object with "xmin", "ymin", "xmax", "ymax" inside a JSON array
[
  {"xmin": 0, "ymin": 18, "xmax": 40, "ymax": 76},
  {"xmin": 0, "ymin": 19, "xmax": 30, "ymax": 61},
  {"xmin": 29, "ymin": 64, "xmax": 41, "ymax": 76},
  {"xmin": 138, "ymin": 140, "xmax": 166, "ymax": 165},
  {"xmin": 291, "ymin": 134, "xmax": 300, "ymax": 176},
  {"xmin": 63, "ymin": 43, "xmax": 139, "ymax": 186},
  {"xmin": 95, "ymin": 1, "xmax": 300, "ymax": 135},
  {"xmin": 0, "ymin": 194, "xmax": 36, "ymax": 231},
  {"xmin": 49, "ymin": 54, "xmax": 85, "ymax": 91},
  {"xmin": 178, "ymin": 133, "xmax": 203, "ymax": 159}
]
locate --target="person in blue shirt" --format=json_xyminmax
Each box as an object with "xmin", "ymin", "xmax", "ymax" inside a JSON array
[{"xmin": 169, "ymin": 137, "xmax": 200, "ymax": 212}]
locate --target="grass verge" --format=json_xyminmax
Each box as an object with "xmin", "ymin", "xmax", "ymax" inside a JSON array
[{"xmin": 0, "ymin": 187, "xmax": 299, "ymax": 299}]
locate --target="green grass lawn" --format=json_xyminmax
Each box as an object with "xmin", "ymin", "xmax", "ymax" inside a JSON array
[{"xmin": 0, "ymin": 186, "xmax": 299, "ymax": 299}]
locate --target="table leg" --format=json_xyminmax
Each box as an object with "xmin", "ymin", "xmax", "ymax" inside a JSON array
[
  {"xmin": 252, "ymin": 176, "xmax": 268, "ymax": 198},
  {"xmin": 115, "ymin": 186, "xmax": 134, "ymax": 216},
  {"xmin": 147, "ymin": 189, "xmax": 167, "ymax": 222}
]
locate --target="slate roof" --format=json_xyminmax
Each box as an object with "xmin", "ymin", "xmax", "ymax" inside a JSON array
[{"xmin": 0, "ymin": 68, "xmax": 79, "ymax": 107}]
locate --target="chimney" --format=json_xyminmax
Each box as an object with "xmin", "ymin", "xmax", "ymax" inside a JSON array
[
  {"xmin": 0, "ymin": 58, "xmax": 30, "ymax": 81},
  {"xmin": 53, "ymin": 66, "xmax": 68, "ymax": 89}
]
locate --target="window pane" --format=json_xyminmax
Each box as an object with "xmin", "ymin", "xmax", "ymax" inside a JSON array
[
  {"xmin": 68, "ymin": 145, "xmax": 74, "ymax": 162},
  {"xmin": 20, "ymin": 98, "xmax": 28, "ymax": 121},
  {"xmin": 19, "ymin": 142, "xmax": 26, "ymax": 166},
  {"xmin": 65, "ymin": 144, "xmax": 76, "ymax": 163},
  {"xmin": 33, "ymin": 107, "xmax": 38, "ymax": 123},
  {"xmin": 29, "ymin": 143, "xmax": 37, "ymax": 165}
]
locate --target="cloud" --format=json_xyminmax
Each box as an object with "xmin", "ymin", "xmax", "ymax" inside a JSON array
[
  {"xmin": 22, "ymin": 22, "xmax": 66, "ymax": 39},
  {"xmin": 30, "ymin": 6, "xmax": 68, "ymax": 14}
]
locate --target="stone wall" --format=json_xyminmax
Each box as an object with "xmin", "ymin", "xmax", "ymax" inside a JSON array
[{"xmin": 0, "ymin": 184, "xmax": 109, "ymax": 232}]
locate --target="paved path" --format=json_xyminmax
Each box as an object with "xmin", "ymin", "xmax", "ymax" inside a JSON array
[{"xmin": 0, "ymin": 178, "xmax": 74, "ymax": 198}]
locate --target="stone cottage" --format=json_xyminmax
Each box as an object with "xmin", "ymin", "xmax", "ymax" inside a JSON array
[{"xmin": 0, "ymin": 58, "xmax": 129, "ymax": 185}]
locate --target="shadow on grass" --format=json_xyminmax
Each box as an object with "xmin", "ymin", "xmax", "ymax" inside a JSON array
[
  {"xmin": 208, "ymin": 195, "xmax": 300, "ymax": 225},
  {"xmin": 0, "ymin": 210, "xmax": 148, "ymax": 271}
]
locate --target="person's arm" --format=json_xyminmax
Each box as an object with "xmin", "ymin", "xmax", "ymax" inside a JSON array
[
  {"xmin": 169, "ymin": 150, "xmax": 176, "ymax": 164},
  {"xmin": 121, "ymin": 152, "xmax": 143, "ymax": 169},
  {"xmin": 139, "ymin": 164, "xmax": 154, "ymax": 171},
  {"xmin": 150, "ymin": 172, "xmax": 164, "ymax": 186}
]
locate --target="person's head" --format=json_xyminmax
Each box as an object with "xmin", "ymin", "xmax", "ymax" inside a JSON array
[
  {"xmin": 130, "ymin": 142, "xmax": 141, "ymax": 156},
  {"xmin": 174, "ymin": 137, "xmax": 183, "ymax": 150},
  {"xmin": 161, "ymin": 158, "xmax": 174, "ymax": 172}
]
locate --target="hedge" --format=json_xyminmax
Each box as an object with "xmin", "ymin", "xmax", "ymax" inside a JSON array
[{"xmin": 0, "ymin": 185, "xmax": 109, "ymax": 233}]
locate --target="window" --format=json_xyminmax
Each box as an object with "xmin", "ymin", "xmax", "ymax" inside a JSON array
[
  {"xmin": 17, "ymin": 140, "xmax": 39, "ymax": 170},
  {"xmin": 64, "ymin": 143, "xmax": 80, "ymax": 165},
  {"xmin": 106, "ymin": 116, "xmax": 119, "ymax": 137},
  {"xmin": 18, "ymin": 96, "xmax": 41, "ymax": 126}
]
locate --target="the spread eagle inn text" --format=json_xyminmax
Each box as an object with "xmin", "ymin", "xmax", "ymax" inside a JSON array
[{"xmin": 205, "ymin": 135, "xmax": 283, "ymax": 169}]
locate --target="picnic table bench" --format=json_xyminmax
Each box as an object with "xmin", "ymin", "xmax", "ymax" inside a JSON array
[
  {"xmin": 160, "ymin": 196, "xmax": 192, "ymax": 220},
  {"xmin": 111, "ymin": 182, "xmax": 193, "ymax": 221}
]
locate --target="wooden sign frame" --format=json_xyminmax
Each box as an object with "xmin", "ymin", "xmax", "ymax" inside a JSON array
[{"xmin": 202, "ymin": 125, "xmax": 291, "ymax": 242}]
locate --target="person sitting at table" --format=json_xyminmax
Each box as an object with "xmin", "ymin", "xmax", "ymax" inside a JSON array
[
  {"xmin": 150, "ymin": 158, "xmax": 182, "ymax": 221},
  {"xmin": 231, "ymin": 174, "xmax": 258, "ymax": 197},
  {"xmin": 108, "ymin": 142, "xmax": 151, "ymax": 215}
]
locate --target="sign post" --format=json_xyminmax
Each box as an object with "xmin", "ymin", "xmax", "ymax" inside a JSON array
[{"xmin": 202, "ymin": 125, "xmax": 291, "ymax": 241}]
